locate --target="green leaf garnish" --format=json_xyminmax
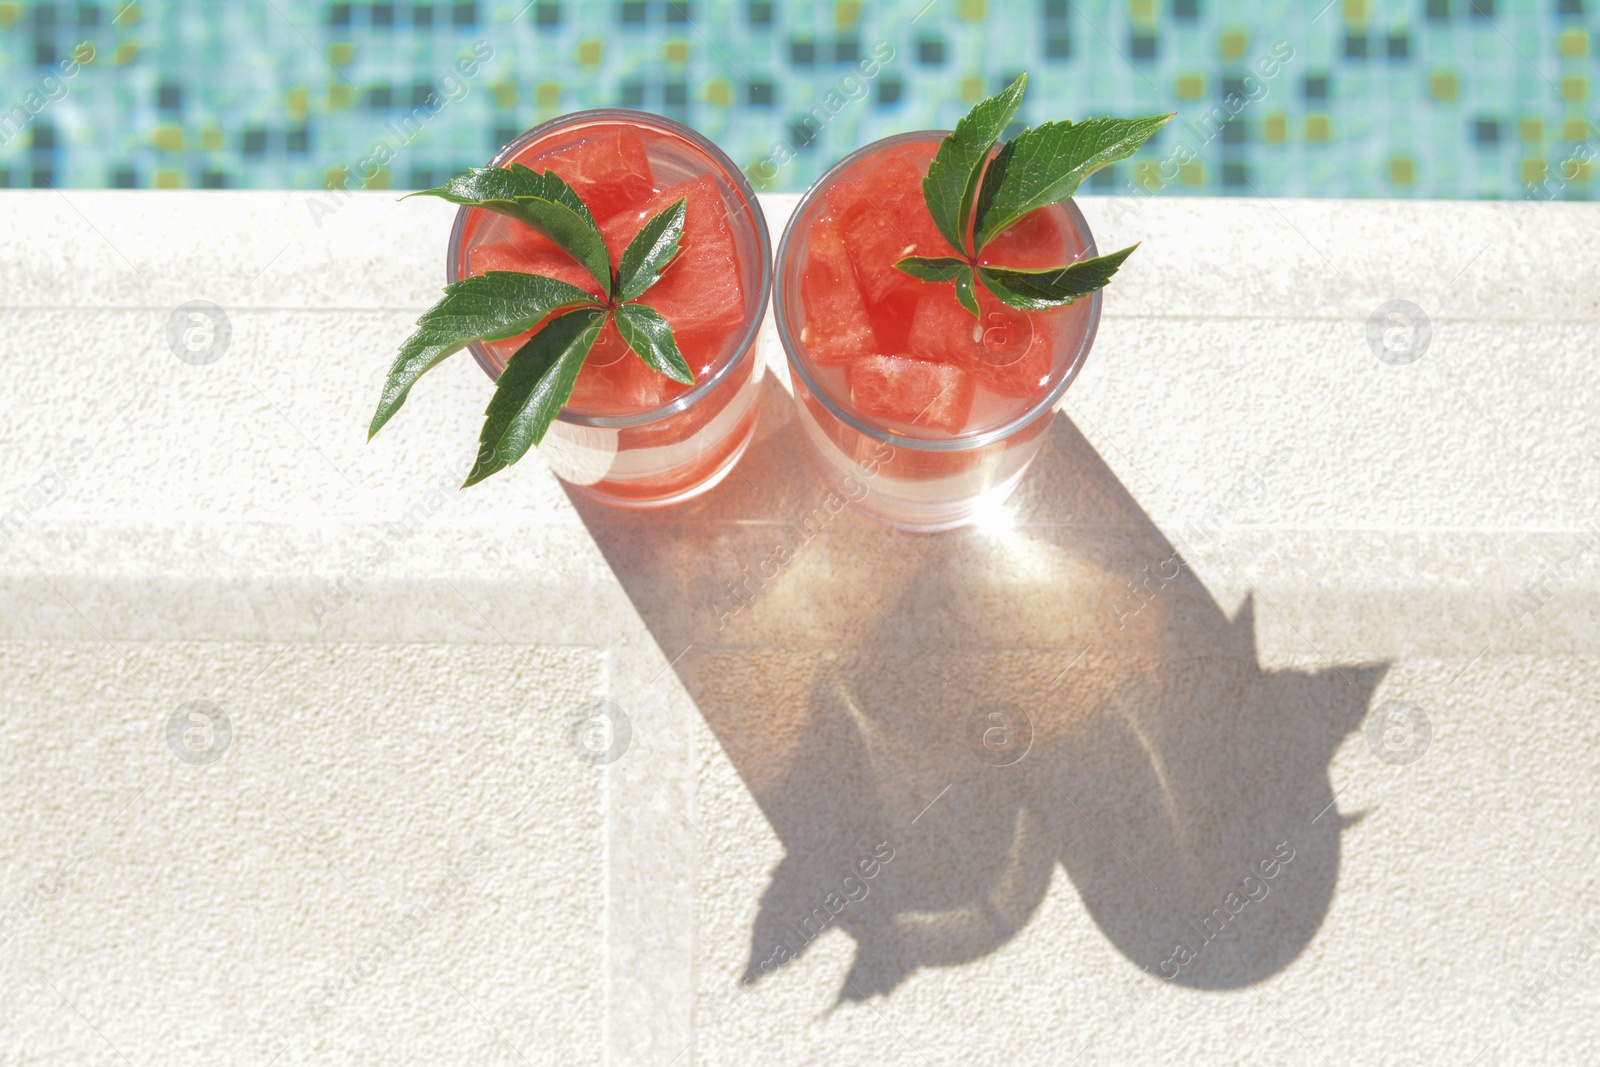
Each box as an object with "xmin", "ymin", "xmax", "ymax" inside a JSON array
[
  {"xmin": 613, "ymin": 303, "xmax": 694, "ymax": 385},
  {"xmin": 504, "ymin": 196, "xmax": 613, "ymax": 295},
  {"xmin": 977, "ymin": 245, "xmax": 1138, "ymax": 310},
  {"xmin": 370, "ymin": 270, "xmax": 598, "ymax": 438},
  {"xmin": 893, "ymin": 255, "xmax": 970, "ymax": 284},
  {"xmin": 922, "ymin": 72, "xmax": 1026, "ymax": 257},
  {"xmin": 373, "ymin": 166, "xmax": 703, "ymax": 486},
  {"xmin": 410, "ymin": 164, "xmax": 612, "ymax": 293},
  {"xmin": 891, "ymin": 72, "xmax": 1171, "ymax": 317},
  {"xmin": 893, "ymin": 256, "xmax": 980, "ymax": 314},
  {"xmin": 464, "ymin": 307, "xmax": 607, "ymax": 487},
  {"xmin": 953, "ymin": 267, "xmax": 980, "ymax": 316},
  {"xmin": 407, "ymin": 163, "xmax": 596, "ymax": 225},
  {"xmin": 972, "ymin": 115, "xmax": 1171, "ymax": 251},
  {"xmin": 616, "ymin": 197, "xmax": 687, "ymax": 302}
]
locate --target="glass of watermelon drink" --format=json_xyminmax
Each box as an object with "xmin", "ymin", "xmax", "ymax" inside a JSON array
[
  {"xmin": 447, "ymin": 111, "xmax": 771, "ymax": 507},
  {"xmin": 774, "ymin": 132, "xmax": 1103, "ymax": 531}
]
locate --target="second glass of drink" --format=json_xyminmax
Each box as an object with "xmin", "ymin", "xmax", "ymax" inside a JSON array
[{"xmin": 774, "ymin": 132, "xmax": 1106, "ymax": 531}]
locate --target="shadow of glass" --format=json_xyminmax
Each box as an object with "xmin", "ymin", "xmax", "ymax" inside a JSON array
[{"xmin": 569, "ymin": 376, "xmax": 1387, "ymax": 999}]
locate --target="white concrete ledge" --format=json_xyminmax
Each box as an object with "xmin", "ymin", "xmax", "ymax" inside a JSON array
[{"xmin": 1, "ymin": 190, "xmax": 1598, "ymax": 1066}]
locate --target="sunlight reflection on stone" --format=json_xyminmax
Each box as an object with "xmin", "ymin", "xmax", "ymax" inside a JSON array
[{"xmin": 970, "ymin": 489, "xmax": 1018, "ymax": 539}]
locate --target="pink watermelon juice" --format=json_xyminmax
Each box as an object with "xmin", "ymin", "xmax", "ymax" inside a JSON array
[
  {"xmin": 448, "ymin": 111, "xmax": 771, "ymax": 507},
  {"xmin": 775, "ymin": 133, "xmax": 1104, "ymax": 530}
]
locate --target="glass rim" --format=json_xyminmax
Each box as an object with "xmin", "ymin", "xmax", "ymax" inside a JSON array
[
  {"xmin": 773, "ymin": 129, "xmax": 1104, "ymax": 453},
  {"xmin": 446, "ymin": 108, "xmax": 773, "ymax": 431}
]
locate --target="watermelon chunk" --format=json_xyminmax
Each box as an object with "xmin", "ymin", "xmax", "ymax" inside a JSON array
[
  {"xmin": 602, "ymin": 175, "xmax": 746, "ymax": 375},
  {"xmin": 817, "ymin": 144, "xmax": 954, "ymax": 355},
  {"xmin": 906, "ymin": 288, "xmax": 1056, "ymax": 399},
  {"xmin": 859, "ymin": 273, "xmax": 926, "ymax": 356},
  {"xmin": 976, "ymin": 203, "xmax": 1072, "ymax": 270},
  {"xmin": 906, "ymin": 290, "xmax": 983, "ymax": 365},
  {"xmin": 800, "ymin": 220, "xmax": 876, "ymax": 365},
  {"xmin": 471, "ymin": 230, "xmax": 604, "ymax": 374},
  {"xmin": 531, "ymin": 126, "xmax": 656, "ymax": 223},
  {"xmin": 568, "ymin": 315, "xmax": 690, "ymax": 415},
  {"xmin": 830, "ymin": 147, "xmax": 951, "ymax": 306},
  {"xmin": 848, "ymin": 353, "xmax": 974, "ymax": 433},
  {"xmin": 469, "ymin": 234, "xmax": 603, "ymax": 299}
]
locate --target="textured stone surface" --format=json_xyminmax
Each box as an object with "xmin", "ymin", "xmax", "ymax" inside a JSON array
[{"xmin": 0, "ymin": 190, "xmax": 1597, "ymax": 1066}]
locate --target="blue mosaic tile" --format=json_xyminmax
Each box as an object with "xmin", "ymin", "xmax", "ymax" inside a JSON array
[{"xmin": 0, "ymin": 0, "xmax": 1593, "ymax": 199}]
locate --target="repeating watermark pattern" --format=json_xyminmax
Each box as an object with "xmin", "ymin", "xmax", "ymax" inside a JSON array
[
  {"xmin": 304, "ymin": 842, "xmax": 492, "ymax": 1023},
  {"xmin": 1366, "ymin": 299, "xmax": 1431, "ymax": 366},
  {"xmin": 709, "ymin": 821, "xmax": 915, "ymax": 1033},
  {"xmin": 166, "ymin": 300, "xmax": 233, "ymax": 365},
  {"xmin": 1522, "ymin": 140, "xmax": 1598, "ymax": 209},
  {"xmin": 1507, "ymin": 916, "xmax": 1600, "ymax": 1023},
  {"xmin": 1101, "ymin": 39, "xmax": 1294, "ymax": 224},
  {"xmin": 1174, "ymin": 439, "xmax": 1296, "ymax": 557},
  {"xmin": 307, "ymin": 452, "xmax": 474, "ymax": 629},
  {"xmin": 1365, "ymin": 699, "xmax": 1431, "ymax": 766},
  {"xmin": 746, "ymin": 42, "xmax": 895, "ymax": 188},
  {"xmin": 0, "ymin": 42, "xmax": 94, "ymax": 148},
  {"xmin": 710, "ymin": 441, "xmax": 894, "ymax": 628},
  {"xmin": 0, "ymin": 839, "xmax": 93, "ymax": 948},
  {"xmin": 565, "ymin": 699, "xmax": 631, "ymax": 766},
  {"xmin": 965, "ymin": 701, "xmax": 1034, "ymax": 768},
  {"xmin": 1156, "ymin": 841, "xmax": 1296, "ymax": 981},
  {"xmin": 747, "ymin": 841, "xmax": 896, "ymax": 982},
  {"xmin": 1504, "ymin": 520, "xmax": 1600, "ymax": 629},
  {"xmin": 307, "ymin": 43, "xmax": 494, "ymax": 227},
  {"xmin": 976, "ymin": 304, "xmax": 1034, "ymax": 366},
  {"xmin": 166, "ymin": 699, "xmax": 232, "ymax": 766},
  {"xmin": 0, "ymin": 438, "xmax": 94, "ymax": 552},
  {"xmin": 1108, "ymin": 548, "xmax": 1185, "ymax": 631}
]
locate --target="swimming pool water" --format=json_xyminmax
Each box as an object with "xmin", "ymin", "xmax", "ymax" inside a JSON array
[{"xmin": 0, "ymin": 0, "xmax": 1594, "ymax": 199}]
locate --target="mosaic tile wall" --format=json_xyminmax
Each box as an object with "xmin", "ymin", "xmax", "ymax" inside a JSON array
[{"xmin": 0, "ymin": 0, "xmax": 1595, "ymax": 198}]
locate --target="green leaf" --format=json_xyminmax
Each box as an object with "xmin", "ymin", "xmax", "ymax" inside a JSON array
[
  {"xmin": 613, "ymin": 303, "xmax": 694, "ymax": 385},
  {"xmin": 972, "ymin": 114, "xmax": 1172, "ymax": 251},
  {"xmin": 893, "ymin": 256, "xmax": 980, "ymax": 316},
  {"xmin": 409, "ymin": 164, "xmax": 612, "ymax": 293},
  {"xmin": 615, "ymin": 196, "xmax": 686, "ymax": 302},
  {"xmin": 953, "ymin": 266, "xmax": 980, "ymax": 317},
  {"xmin": 499, "ymin": 195, "xmax": 612, "ymax": 295},
  {"xmin": 369, "ymin": 270, "xmax": 600, "ymax": 439},
  {"xmin": 407, "ymin": 163, "xmax": 601, "ymax": 239},
  {"xmin": 463, "ymin": 307, "xmax": 607, "ymax": 487},
  {"xmin": 976, "ymin": 244, "xmax": 1138, "ymax": 310},
  {"xmin": 893, "ymin": 255, "xmax": 969, "ymax": 284},
  {"xmin": 922, "ymin": 73, "xmax": 1027, "ymax": 256},
  {"xmin": 407, "ymin": 164, "xmax": 588, "ymax": 218}
]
